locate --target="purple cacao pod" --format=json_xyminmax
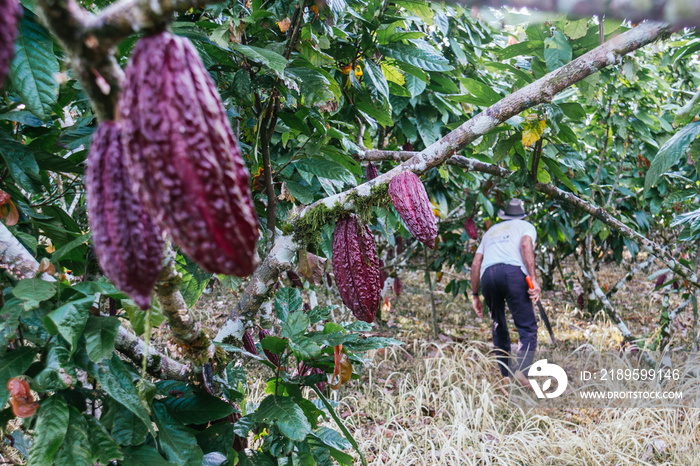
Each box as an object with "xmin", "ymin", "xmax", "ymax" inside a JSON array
[
  {"xmin": 366, "ymin": 162, "xmax": 379, "ymax": 181},
  {"xmin": 388, "ymin": 171, "xmax": 437, "ymax": 248},
  {"xmin": 378, "ymin": 259, "xmax": 387, "ymax": 289},
  {"xmin": 396, "ymin": 236, "xmax": 403, "ymax": 255},
  {"xmin": 326, "ymin": 273, "xmax": 333, "ymax": 287},
  {"xmin": 332, "ymin": 215, "xmax": 381, "ymax": 323},
  {"xmin": 311, "ymin": 367, "xmax": 326, "ymax": 392},
  {"xmin": 577, "ymin": 293, "xmax": 584, "ymax": 310},
  {"xmin": 258, "ymin": 329, "xmax": 280, "ymax": 367},
  {"xmin": 654, "ymin": 273, "xmax": 666, "ymax": 289},
  {"xmin": 242, "ymin": 330, "xmax": 258, "ymax": 355},
  {"xmin": 287, "ymin": 270, "xmax": 303, "ymax": 288},
  {"xmin": 393, "ymin": 276, "xmax": 402, "ymax": 297},
  {"xmin": 86, "ymin": 122, "xmax": 163, "ymax": 310},
  {"xmin": 672, "ymin": 280, "xmax": 679, "ymax": 290},
  {"xmin": 119, "ymin": 31, "xmax": 259, "ymax": 276},
  {"xmin": 0, "ymin": 0, "xmax": 21, "ymax": 88},
  {"xmin": 464, "ymin": 217, "xmax": 478, "ymax": 240}
]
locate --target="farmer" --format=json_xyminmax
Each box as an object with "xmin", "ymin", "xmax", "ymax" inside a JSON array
[{"xmin": 470, "ymin": 199, "xmax": 541, "ymax": 387}]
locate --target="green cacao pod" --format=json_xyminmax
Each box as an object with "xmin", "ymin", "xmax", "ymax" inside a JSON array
[
  {"xmin": 0, "ymin": 0, "xmax": 21, "ymax": 87},
  {"xmin": 86, "ymin": 122, "xmax": 163, "ymax": 309},
  {"xmin": 332, "ymin": 215, "xmax": 381, "ymax": 323},
  {"xmin": 388, "ymin": 171, "xmax": 437, "ymax": 248},
  {"xmin": 119, "ymin": 31, "xmax": 259, "ymax": 276}
]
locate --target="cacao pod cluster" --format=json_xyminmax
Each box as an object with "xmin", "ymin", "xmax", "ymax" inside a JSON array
[
  {"xmin": 332, "ymin": 215, "xmax": 381, "ymax": 323},
  {"xmin": 0, "ymin": 0, "xmax": 21, "ymax": 87},
  {"xmin": 86, "ymin": 31, "xmax": 259, "ymax": 308}
]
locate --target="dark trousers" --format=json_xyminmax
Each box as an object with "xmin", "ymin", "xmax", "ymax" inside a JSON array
[{"xmin": 480, "ymin": 264, "xmax": 538, "ymax": 377}]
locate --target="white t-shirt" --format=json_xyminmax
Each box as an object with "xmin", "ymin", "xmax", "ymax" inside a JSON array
[{"xmin": 476, "ymin": 219, "xmax": 536, "ymax": 278}]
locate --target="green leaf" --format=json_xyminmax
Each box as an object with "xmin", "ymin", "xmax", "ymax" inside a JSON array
[
  {"xmin": 457, "ymin": 78, "xmax": 503, "ymax": 106},
  {"xmin": 405, "ymin": 74, "xmax": 427, "ymax": 98},
  {"xmin": 381, "ymin": 61, "xmax": 405, "ymax": 85},
  {"xmin": 308, "ymin": 305, "xmax": 334, "ymax": 324},
  {"xmin": 557, "ymin": 102, "xmax": 587, "ymax": 121},
  {"xmin": 8, "ymin": 12, "xmax": 60, "ymax": 120},
  {"xmin": 0, "ymin": 347, "xmax": 38, "ymax": 406},
  {"xmin": 121, "ymin": 445, "xmax": 170, "ymax": 466},
  {"xmin": 51, "ymin": 232, "xmax": 91, "ymax": 262},
  {"xmin": 355, "ymin": 94, "xmax": 394, "ymax": 127},
  {"xmin": 11, "ymin": 278, "xmax": 56, "ymax": 310},
  {"xmin": 378, "ymin": 43, "xmax": 453, "ymax": 72},
  {"xmin": 175, "ymin": 252, "xmax": 212, "ymax": 307},
  {"xmin": 312, "ymin": 426, "xmax": 352, "ymax": 451},
  {"xmin": 281, "ymin": 311, "xmax": 309, "ymax": 339},
  {"xmin": 53, "ymin": 408, "xmax": 93, "ymax": 466},
  {"xmin": 163, "ymin": 394, "xmax": 235, "ymax": 425},
  {"xmin": 294, "ymin": 158, "xmax": 356, "ymax": 186},
  {"xmin": 261, "ymin": 336, "xmax": 289, "ymax": 355},
  {"xmin": 362, "ymin": 60, "xmax": 389, "ymax": 101},
  {"xmin": 44, "ymin": 297, "xmax": 93, "ymax": 353},
  {"xmin": 152, "ymin": 402, "xmax": 204, "ymax": 465},
  {"xmin": 564, "ymin": 18, "xmax": 589, "ymax": 40},
  {"xmin": 27, "ymin": 396, "xmax": 69, "ymax": 466},
  {"xmin": 645, "ymin": 121, "xmax": 700, "ymax": 190},
  {"xmin": 85, "ymin": 415, "xmax": 123, "ymax": 463},
  {"xmin": 344, "ymin": 336, "xmax": 403, "ymax": 352},
  {"xmin": 544, "ymin": 31, "xmax": 572, "ymax": 72},
  {"xmin": 253, "ymin": 396, "xmax": 312, "ymax": 442},
  {"xmin": 96, "ymin": 354, "xmax": 155, "ymax": 436},
  {"xmin": 289, "ymin": 336, "xmax": 321, "ymax": 359},
  {"xmin": 34, "ymin": 343, "xmax": 73, "ymax": 391},
  {"xmin": 111, "ymin": 409, "xmax": 148, "ymax": 446},
  {"xmin": 287, "ymin": 67, "xmax": 339, "ymax": 105},
  {"xmin": 275, "ymin": 287, "xmax": 302, "ymax": 322},
  {"xmin": 231, "ymin": 44, "xmax": 287, "ymax": 75},
  {"xmin": 498, "ymin": 40, "xmax": 544, "ymax": 60},
  {"xmin": 0, "ymin": 135, "xmax": 40, "ymax": 192},
  {"xmin": 83, "ymin": 316, "xmax": 121, "ymax": 362},
  {"xmin": 123, "ymin": 299, "xmax": 165, "ymax": 336}
]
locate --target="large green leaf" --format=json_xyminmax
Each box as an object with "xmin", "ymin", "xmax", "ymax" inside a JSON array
[
  {"xmin": 497, "ymin": 40, "xmax": 544, "ymax": 60},
  {"xmin": 9, "ymin": 12, "xmax": 60, "ymax": 120},
  {"xmin": 27, "ymin": 396, "xmax": 70, "ymax": 466},
  {"xmin": 294, "ymin": 158, "xmax": 356, "ymax": 186},
  {"xmin": 121, "ymin": 445, "xmax": 171, "ymax": 466},
  {"xmin": 175, "ymin": 252, "xmax": 211, "ymax": 307},
  {"xmin": 11, "ymin": 278, "xmax": 56, "ymax": 310},
  {"xmin": 253, "ymin": 395, "xmax": 312, "ymax": 442},
  {"xmin": 53, "ymin": 408, "xmax": 93, "ymax": 466},
  {"xmin": 645, "ymin": 121, "xmax": 700, "ymax": 190},
  {"xmin": 44, "ymin": 297, "xmax": 93, "ymax": 353},
  {"xmin": 287, "ymin": 68, "xmax": 338, "ymax": 106},
  {"xmin": 362, "ymin": 60, "xmax": 389, "ymax": 101},
  {"xmin": 111, "ymin": 409, "xmax": 149, "ymax": 446},
  {"xmin": 96, "ymin": 354, "xmax": 155, "ymax": 436},
  {"xmin": 544, "ymin": 31, "xmax": 572, "ymax": 72},
  {"xmin": 85, "ymin": 415, "xmax": 123, "ymax": 463},
  {"xmin": 281, "ymin": 311, "xmax": 309, "ymax": 339},
  {"xmin": 0, "ymin": 134, "xmax": 40, "ymax": 192},
  {"xmin": 163, "ymin": 393, "xmax": 236, "ymax": 425},
  {"xmin": 231, "ymin": 44, "xmax": 287, "ymax": 75},
  {"xmin": 0, "ymin": 347, "xmax": 38, "ymax": 406},
  {"xmin": 83, "ymin": 315, "xmax": 121, "ymax": 362},
  {"xmin": 405, "ymin": 74, "xmax": 427, "ymax": 98},
  {"xmin": 152, "ymin": 402, "xmax": 204, "ymax": 465},
  {"xmin": 275, "ymin": 287, "xmax": 302, "ymax": 322},
  {"xmin": 378, "ymin": 43, "xmax": 453, "ymax": 72}
]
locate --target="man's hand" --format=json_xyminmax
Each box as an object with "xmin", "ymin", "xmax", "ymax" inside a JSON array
[
  {"xmin": 471, "ymin": 295, "xmax": 483, "ymax": 319},
  {"xmin": 528, "ymin": 277, "xmax": 541, "ymax": 302}
]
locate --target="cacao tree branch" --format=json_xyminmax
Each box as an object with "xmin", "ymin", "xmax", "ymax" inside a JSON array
[
  {"xmin": 605, "ymin": 256, "xmax": 656, "ymax": 298},
  {"xmin": 446, "ymin": 0, "xmax": 696, "ymax": 26},
  {"xmin": 0, "ymin": 223, "xmax": 53, "ymax": 281},
  {"xmin": 219, "ymin": 21, "xmax": 673, "ymax": 341},
  {"xmin": 155, "ymin": 244, "xmax": 212, "ymax": 363}
]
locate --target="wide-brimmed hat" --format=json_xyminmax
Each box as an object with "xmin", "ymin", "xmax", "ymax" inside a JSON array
[{"xmin": 497, "ymin": 199, "xmax": 528, "ymax": 220}]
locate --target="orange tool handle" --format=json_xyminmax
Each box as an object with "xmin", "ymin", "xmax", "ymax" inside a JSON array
[{"xmin": 526, "ymin": 276, "xmax": 534, "ymax": 290}]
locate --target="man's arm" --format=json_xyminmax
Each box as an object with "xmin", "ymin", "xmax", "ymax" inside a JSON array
[
  {"xmin": 470, "ymin": 253, "xmax": 484, "ymax": 319},
  {"xmin": 520, "ymin": 235, "xmax": 541, "ymax": 301}
]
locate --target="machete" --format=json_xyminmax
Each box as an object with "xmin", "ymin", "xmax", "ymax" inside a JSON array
[{"xmin": 526, "ymin": 276, "xmax": 556, "ymax": 344}]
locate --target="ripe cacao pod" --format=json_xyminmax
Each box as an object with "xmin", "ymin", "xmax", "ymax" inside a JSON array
[
  {"xmin": 286, "ymin": 270, "xmax": 303, "ymax": 288},
  {"xmin": 464, "ymin": 217, "xmax": 478, "ymax": 240},
  {"xmin": 86, "ymin": 122, "xmax": 163, "ymax": 310},
  {"xmin": 388, "ymin": 171, "xmax": 437, "ymax": 248},
  {"xmin": 395, "ymin": 236, "xmax": 403, "ymax": 255},
  {"xmin": 119, "ymin": 31, "xmax": 259, "ymax": 276},
  {"xmin": 654, "ymin": 273, "xmax": 666, "ymax": 289},
  {"xmin": 242, "ymin": 330, "xmax": 257, "ymax": 355},
  {"xmin": 577, "ymin": 293, "xmax": 584, "ymax": 310},
  {"xmin": 259, "ymin": 329, "xmax": 280, "ymax": 367},
  {"xmin": 332, "ymin": 215, "xmax": 381, "ymax": 323},
  {"xmin": 378, "ymin": 259, "xmax": 387, "ymax": 289},
  {"xmin": 366, "ymin": 162, "xmax": 379, "ymax": 181},
  {"xmin": 0, "ymin": 0, "xmax": 21, "ymax": 87},
  {"xmin": 393, "ymin": 276, "xmax": 402, "ymax": 297}
]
